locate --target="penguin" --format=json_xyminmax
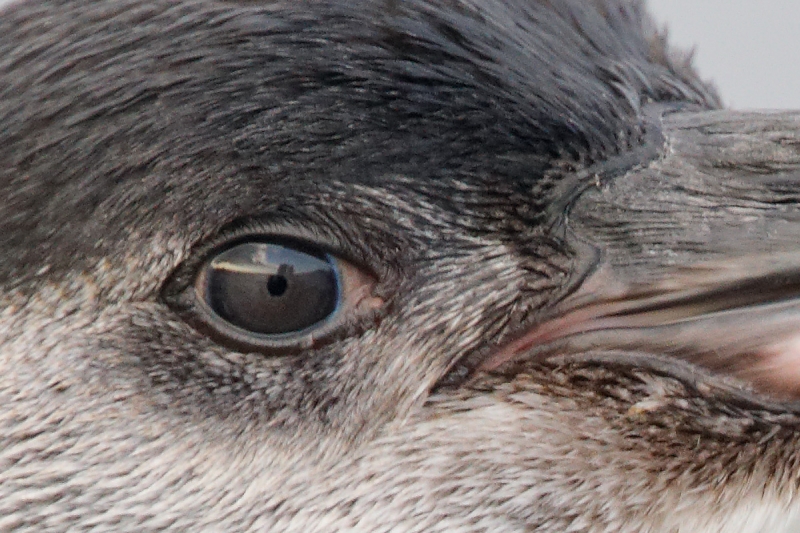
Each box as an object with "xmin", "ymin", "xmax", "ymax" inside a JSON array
[{"xmin": 3, "ymin": 0, "xmax": 800, "ymax": 531}]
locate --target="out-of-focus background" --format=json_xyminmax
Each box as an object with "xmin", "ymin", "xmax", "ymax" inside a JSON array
[
  {"xmin": 1, "ymin": 0, "xmax": 798, "ymax": 109},
  {"xmin": 648, "ymin": 0, "xmax": 800, "ymax": 109}
]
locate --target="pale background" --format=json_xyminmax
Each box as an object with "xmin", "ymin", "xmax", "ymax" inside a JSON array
[
  {"xmin": 1, "ymin": 0, "xmax": 798, "ymax": 109},
  {"xmin": 646, "ymin": 1, "xmax": 800, "ymax": 109}
]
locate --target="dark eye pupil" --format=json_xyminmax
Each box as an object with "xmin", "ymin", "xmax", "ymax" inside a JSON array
[
  {"xmin": 267, "ymin": 274, "xmax": 288, "ymax": 297},
  {"xmin": 201, "ymin": 242, "xmax": 339, "ymax": 335}
]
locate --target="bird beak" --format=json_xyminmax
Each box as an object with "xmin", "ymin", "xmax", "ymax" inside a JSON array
[
  {"xmin": 479, "ymin": 252, "xmax": 800, "ymax": 399},
  {"xmin": 480, "ymin": 109, "xmax": 800, "ymax": 400}
]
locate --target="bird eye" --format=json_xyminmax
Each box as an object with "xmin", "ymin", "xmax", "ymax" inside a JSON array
[
  {"xmin": 197, "ymin": 242, "xmax": 341, "ymax": 336},
  {"xmin": 179, "ymin": 237, "xmax": 382, "ymax": 351}
]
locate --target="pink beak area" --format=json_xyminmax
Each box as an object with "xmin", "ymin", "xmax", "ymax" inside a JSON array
[{"xmin": 478, "ymin": 252, "xmax": 800, "ymax": 400}]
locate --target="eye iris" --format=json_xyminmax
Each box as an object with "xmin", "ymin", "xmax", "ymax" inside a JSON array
[{"xmin": 202, "ymin": 242, "xmax": 339, "ymax": 335}]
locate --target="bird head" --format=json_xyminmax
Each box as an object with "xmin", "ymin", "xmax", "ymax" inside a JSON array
[{"xmin": 2, "ymin": 1, "xmax": 800, "ymax": 531}]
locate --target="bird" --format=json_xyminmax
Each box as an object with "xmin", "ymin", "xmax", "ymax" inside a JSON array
[{"xmin": 4, "ymin": 0, "xmax": 800, "ymax": 531}]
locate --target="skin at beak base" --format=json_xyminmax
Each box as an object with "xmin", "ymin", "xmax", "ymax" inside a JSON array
[{"xmin": 479, "ymin": 254, "xmax": 800, "ymax": 401}]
